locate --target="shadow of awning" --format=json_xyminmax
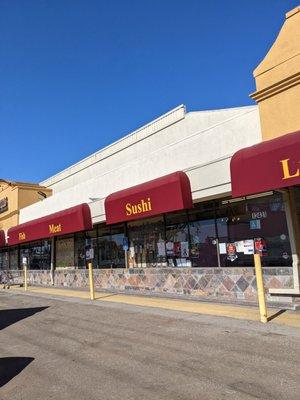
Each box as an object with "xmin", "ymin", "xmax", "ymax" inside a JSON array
[
  {"xmin": 0, "ymin": 357, "xmax": 34, "ymax": 388},
  {"xmin": 0, "ymin": 307, "xmax": 48, "ymax": 330}
]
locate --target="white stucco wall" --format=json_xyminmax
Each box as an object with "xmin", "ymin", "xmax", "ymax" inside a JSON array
[{"xmin": 20, "ymin": 104, "xmax": 261, "ymax": 224}]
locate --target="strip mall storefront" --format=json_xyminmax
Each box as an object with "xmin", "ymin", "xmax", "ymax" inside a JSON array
[
  {"xmin": 0, "ymin": 166, "xmax": 298, "ymax": 306},
  {"xmin": 231, "ymin": 130, "xmax": 300, "ymax": 296},
  {"xmin": 1, "ymin": 6, "xmax": 299, "ymax": 307}
]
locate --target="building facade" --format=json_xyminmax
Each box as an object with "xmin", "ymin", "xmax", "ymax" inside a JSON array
[
  {"xmin": 0, "ymin": 179, "xmax": 52, "ymax": 232},
  {"xmin": 1, "ymin": 6, "xmax": 300, "ymax": 308}
]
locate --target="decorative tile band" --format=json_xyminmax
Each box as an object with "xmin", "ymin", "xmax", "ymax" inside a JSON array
[{"xmin": 0, "ymin": 267, "xmax": 293, "ymax": 304}]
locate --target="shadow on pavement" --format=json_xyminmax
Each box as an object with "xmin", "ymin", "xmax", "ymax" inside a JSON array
[
  {"xmin": 0, "ymin": 307, "xmax": 48, "ymax": 330},
  {"xmin": 0, "ymin": 357, "xmax": 34, "ymax": 388},
  {"xmin": 267, "ymin": 309, "xmax": 286, "ymax": 322}
]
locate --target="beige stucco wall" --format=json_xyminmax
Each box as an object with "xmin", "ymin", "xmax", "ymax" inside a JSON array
[
  {"xmin": 0, "ymin": 181, "xmax": 52, "ymax": 231},
  {"xmin": 251, "ymin": 6, "xmax": 300, "ymax": 140},
  {"xmin": 0, "ymin": 184, "xmax": 19, "ymax": 231},
  {"xmin": 17, "ymin": 187, "xmax": 51, "ymax": 211},
  {"xmin": 20, "ymin": 105, "xmax": 261, "ymax": 225}
]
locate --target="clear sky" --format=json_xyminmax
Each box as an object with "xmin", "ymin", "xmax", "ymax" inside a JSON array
[{"xmin": 1, "ymin": 0, "xmax": 299, "ymax": 183}]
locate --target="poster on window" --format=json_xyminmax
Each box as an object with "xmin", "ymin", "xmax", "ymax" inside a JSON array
[
  {"xmin": 218, "ymin": 242, "xmax": 227, "ymax": 254},
  {"xmin": 166, "ymin": 241, "xmax": 174, "ymax": 256},
  {"xmin": 177, "ymin": 258, "xmax": 192, "ymax": 267},
  {"xmin": 243, "ymin": 239, "xmax": 254, "ymax": 255},
  {"xmin": 128, "ymin": 246, "xmax": 135, "ymax": 268},
  {"xmin": 254, "ymin": 237, "xmax": 267, "ymax": 256},
  {"xmin": 180, "ymin": 241, "xmax": 189, "ymax": 258},
  {"xmin": 85, "ymin": 246, "xmax": 94, "ymax": 261},
  {"xmin": 190, "ymin": 244, "xmax": 200, "ymax": 258},
  {"xmin": 250, "ymin": 219, "xmax": 261, "ymax": 230},
  {"xmin": 226, "ymin": 243, "xmax": 238, "ymax": 262},
  {"xmin": 173, "ymin": 242, "xmax": 181, "ymax": 257},
  {"xmin": 157, "ymin": 241, "xmax": 166, "ymax": 257},
  {"xmin": 235, "ymin": 241, "xmax": 244, "ymax": 253}
]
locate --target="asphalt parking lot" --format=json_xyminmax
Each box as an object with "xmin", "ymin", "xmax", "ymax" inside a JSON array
[{"xmin": 1, "ymin": 291, "xmax": 300, "ymax": 400}]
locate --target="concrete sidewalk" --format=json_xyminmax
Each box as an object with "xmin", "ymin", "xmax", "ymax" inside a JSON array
[{"xmin": 3, "ymin": 285, "xmax": 300, "ymax": 328}]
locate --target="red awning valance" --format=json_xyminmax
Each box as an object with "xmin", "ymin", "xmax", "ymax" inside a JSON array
[
  {"xmin": 8, "ymin": 203, "xmax": 92, "ymax": 246},
  {"xmin": 0, "ymin": 230, "xmax": 6, "ymax": 248},
  {"xmin": 105, "ymin": 171, "xmax": 193, "ymax": 225},
  {"xmin": 231, "ymin": 130, "xmax": 300, "ymax": 198}
]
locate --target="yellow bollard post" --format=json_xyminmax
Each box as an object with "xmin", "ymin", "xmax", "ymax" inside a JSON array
[
  {"xmin": 88, "ymin": 262, "xmax": 95, "ymax": 300},
  {"xmin": 254, "ymin": 253, "xmax": 267, "ymax": 323},
  {"xmin": 24, "ymin": 264, "xmax": 28, "ymax": 292}
]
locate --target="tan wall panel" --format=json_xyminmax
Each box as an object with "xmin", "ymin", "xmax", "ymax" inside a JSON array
[
  {"xmin": 257, "ymin": 84, "xmax": 300, "ymax": 140},
  {"xmin": 255, "ymin": 55, "xmax": 300, "ymax": 90},
  {"xmin": 0, "ymin": 213, "xmax": 19, "ymax": 231},
  {"xmin": 0, "ymin": 182, "xmax": 52, "ymax": 231},
  {"xmin": 251, "ymin": 6, "xmax": 300, "ymax": 141},
  {"xmin": 18, "ymin": 187, "xmax": 52, "ymax": 210},
  {"xmin": 0, "ymin": 185, "xmax": 19, "ymax": 230}
]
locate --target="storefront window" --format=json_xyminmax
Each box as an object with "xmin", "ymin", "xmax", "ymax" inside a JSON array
[
  {"xmin": 97, "ymin": 224, "xmax": 125, "ymax": 268},
  {"xmin": 188, "ymin": 202, "xmax": 218, "ymax": 267},
  {"xmin": 20, "ymin": 244, "xmax": 29, "ymax": 269},
  {"xmin": 19, "ymin": 241, "xmax": 51, "ymax": 269},
  {"xmin": 40, "ymin": 240, "xmax": 51, "ymax": 269},
  {"xmin": 56, "ymin": 235, "xmax": 74, "ymax": 269},
  {"xmin": 30, "ymin": 241, "xmax": 42, "ymax": 269},
  {"xmin": 110, "ymin": 224, "xmax": 125, "ymax": 268},
  {"xmin": 9, "ymin": 246, "xmax": 19, "ymax": 269},
  {"xmin": 4, "ymin": 192, "xmax": 291, "ymax": 271},
  {"xmin": 98, "ymin": 235, "xmax": 111, "ymax": 267},
  {"xmin": 165, "ymin": 211, "xmax": 190, "ymax": 267},
  {"xmin": 128, "ymin": 217, "xmax": 165, "ymax": 268},
  {"xmin": 0, "ymin": 249, "xmax": 9, "ymax": 269},
  {"xmin": 86, "ymin": 229, "xmax": 98, "ymax": 267},
  {"xmin": 293, "ymin": 186, "xmax": 300, "ymax": 228},
  {"xmin": 75, "ymin": 232, "xmax": 86, "ymax": 268},
  {"xmin": 216, "ymin": 193, "xmax": 292, "ymax": 267},
  {"xmin": 98, "ymin": 224, "xmax": 112, "ymax": 268}
]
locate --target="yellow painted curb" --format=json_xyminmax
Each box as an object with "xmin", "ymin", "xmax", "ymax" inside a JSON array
[{"xmin": 5, "ymin": 286, "xmax": 300, "ymax": 328}]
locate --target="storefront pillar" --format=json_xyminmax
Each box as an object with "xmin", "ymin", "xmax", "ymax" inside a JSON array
[
  {"xmin": 270, "ymin": 190, "xmax": 300, "ymax": 294},
  {"xmin": 287, "ymin": 188, "xmax": 300, "ymax": 290},
  {"xmin": 50, "ymin": 237, "xmax": 55, "ymax": 285}
]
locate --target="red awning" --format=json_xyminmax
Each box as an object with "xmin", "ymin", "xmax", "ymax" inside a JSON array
[
  {"xmin": 8, "ymin": 203, "xmax": 92, "ymax": 246},
  {"xmin": 231, "ymin": 130, "xmax": 300, "ymax": 198},
  {"xmin": 0, "ymin": 230, "xmax": 6, "ymax": 248},
  {"xmin": 105, "ymin": 171, "xmax": 193, "ymax": 224}
]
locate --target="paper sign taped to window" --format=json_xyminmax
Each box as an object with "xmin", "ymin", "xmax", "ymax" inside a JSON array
[
  {"xmin": 243, "ymin": 240, "xmax": 254, "ymax": 255},
  {"xmin": 157, "ymin": 241, "xmax": 166, "ymax": 257},
  {"xmin": 235, "ymin": 241, "xmax": 244, "ymax": 253},
  {"xmin": 218, "ymin": 242, "xmax": 226, "ymax": 254},
  {"xmin": 250, "ymin": 219, "xmax": 261, "ymax": 230}
]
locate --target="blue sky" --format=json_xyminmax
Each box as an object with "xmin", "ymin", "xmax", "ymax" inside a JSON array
[{"xmin": 1, "ymin": 0, "xmax": 298, "ymax": 182}]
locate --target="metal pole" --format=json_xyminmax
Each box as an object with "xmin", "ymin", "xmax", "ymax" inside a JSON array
[
  {"xmin": 254, "ymin": 253, "xmax": 267, "ymax": 323},
  {"xmin": 50, "ymin": 237, "xmax": 55, "ymax": 285},
  {"xmin": 24, "ymin": 264, "xmax": 28, "ymax": 291},
  {"xmin": 125, "ymin": 249, "xmax": 128, "ymax": 269},
  {"xmin": 213, "ymin": 202, "xmax": 221, "ymax": 268},
  {"xmin": 215, "ymin": 238, "xmax": 221, "ymax": 268},
  {"xmin": 88, "ymin": 262, "xmax": 95, "ymax": 300}
]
